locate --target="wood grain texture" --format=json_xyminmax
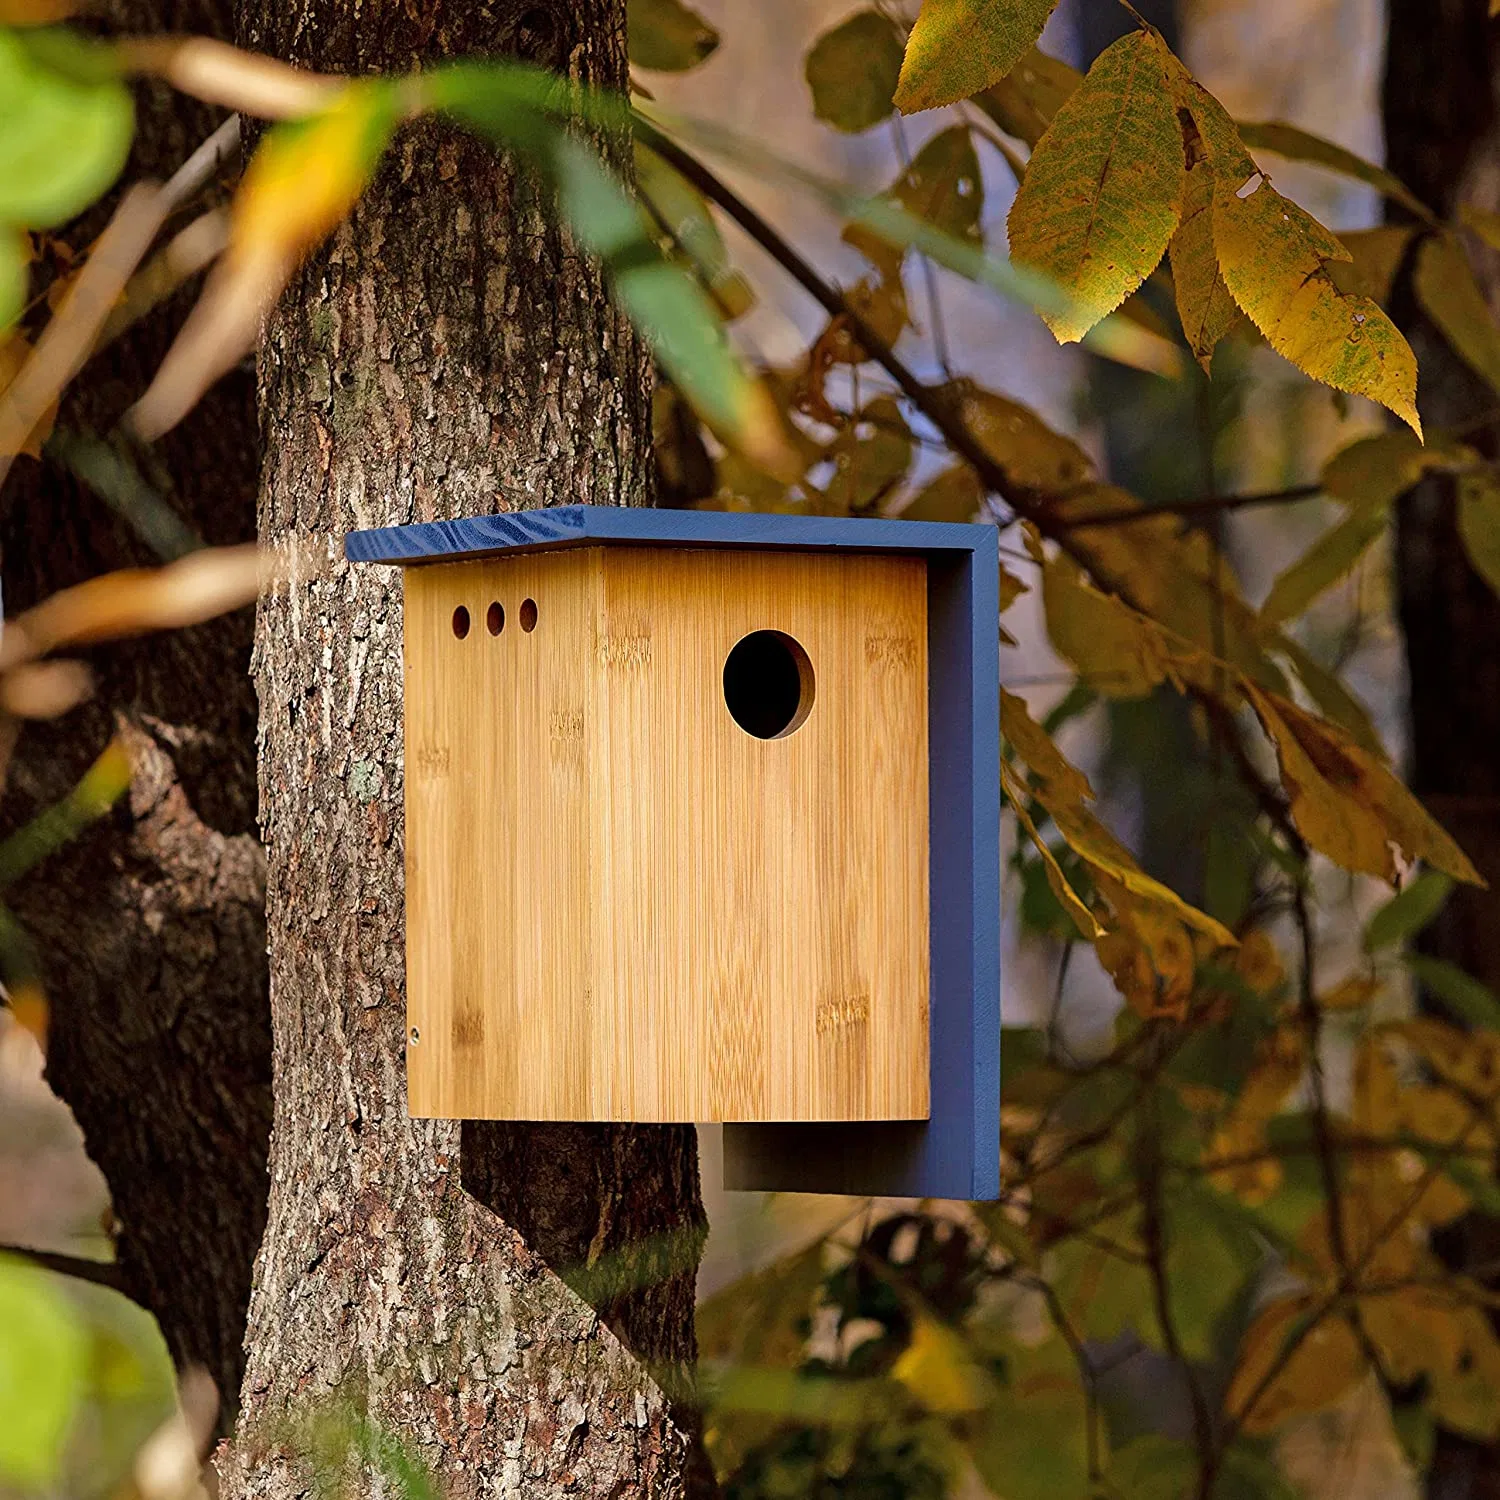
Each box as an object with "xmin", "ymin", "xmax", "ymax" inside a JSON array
[{"xmin": 404, "ymin": 545, "xmax": 930, "ymax": 1123}]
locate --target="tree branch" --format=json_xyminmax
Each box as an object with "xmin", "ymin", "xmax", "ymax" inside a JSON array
[{"xmin": 630, "ymin": 119, "xmax": 1076, "ymax": 545}]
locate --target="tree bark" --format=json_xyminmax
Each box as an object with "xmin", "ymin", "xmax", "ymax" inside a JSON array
[
  {"xmin": 0, "ymin": 0, "xmax": 270, "ymax": 1413},
  {"xmin": 1384, "ymin": 4, "xmax": 1500, "ymax": 1495},
  {"xmin": 218, "ymin": 3, "xmax": 705, "ymax": 1495}
]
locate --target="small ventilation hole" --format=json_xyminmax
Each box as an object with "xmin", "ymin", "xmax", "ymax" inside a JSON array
[
  {"xmin": 452, "ymin": 605, "xmax": 470, "ymax": 639},
  {"xmin": 520, "ymin": 598, "xmax": 538, "ymax": 632},
  {"xmin": 487, "ymin": 601, "xmax": 505, "ymax": 636}
]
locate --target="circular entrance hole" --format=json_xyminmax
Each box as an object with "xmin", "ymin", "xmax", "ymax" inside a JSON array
[
  {"xmin": 486, "ymin": 601, "xmax": 505, "ymax": 636},
  {"xmin": 519, "ymin": 597, "xmax": 538, "ymax": 632},
  {"xmin": 451, "ymin": 605, "xmax": 470, "ymax": 639},
  {"xmin": 722, "ymin": 630, "xmax": 815, "ymax": 739}
]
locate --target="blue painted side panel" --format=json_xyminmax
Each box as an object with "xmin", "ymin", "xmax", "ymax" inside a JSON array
[{"xmin": 348, "ymin": 506, "xmax": 1001, "ymax": 1200}]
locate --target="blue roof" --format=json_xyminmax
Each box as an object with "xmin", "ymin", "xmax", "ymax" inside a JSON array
[{"xmin": 345, "ymin": 504, "xmax": 994, "ymax": 566}]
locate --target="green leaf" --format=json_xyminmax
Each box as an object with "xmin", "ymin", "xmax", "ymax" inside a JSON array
[
  {"xmin": 0, "ymin": 27, "xmax": 133, "ymax": 227},
  {"xmin": 1459, "ymin": 470, "xmax": 1500, "ymax": 599},
  {"xmin": 0, "ymin": 1256, "xmax": 88, "ymax": 1487},
  {"xmin": 1109, "ymin": 1435, "xmax": 1197, "ymax": 1500},
  {"xmin": 1175, "ymin": 64, "xmax": 1422, "ymax": 436},
  {"xmin": 1238, "ymin": 119, "xmax": 1435, "ymax": 222},
  {"xmin": 1365, "ymin": 868, "xmax": 1454, "ymax": 951},
  {"xmin": 976, "ymin": 45, "xmax": 1080, "ymax": 148},
  {"xmin": 0, "ymin": 227, "xmax": 25, "ymax": 329},
  {"xmin": 895, "ymin": 0, "xmax": 1062, "ymax": 114},
  {"xmin": 1415, "ymin": 233, "xmax": 1500, "ymax": 397},
  {"xmin": 430, "ymin": 67, "xmax": 795, "ymax": 478},
  {"xmin": 967, "ymin": 1334, "xmax": 1090, "ymax": 1500},
  {"xmin": 627, "ymin": 0, "xmax": 718, "ymax": 72},
  {"xmin": 1406, "ymin": 955, "xmax": 1500, "ymax": 1030},
  {"xmin": 1007, "ymin": 30, "xmax": 1184, "ymax": 342},
  {"xmin": 0, "ymin": 736, "xmax": 131, "ymax": 887},
  {"xmin": 1258, "ymin": 501, "xmax": 1389, "ymax": 627},
  {"xmin": 805, "ymin": 11, "xmax": 904, "ymax": 133},
  {"xmin": 635, "ymin": 140, "xmax": 752, "ymax": 319}
]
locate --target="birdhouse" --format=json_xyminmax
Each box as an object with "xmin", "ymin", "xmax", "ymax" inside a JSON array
[{"xmin": 346, "ymin": 506, "xmax": 999, "ymax": 1200}]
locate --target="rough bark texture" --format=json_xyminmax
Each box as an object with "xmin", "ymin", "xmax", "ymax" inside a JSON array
[
  {"xmin": 218, "ymin": 4, "xmax": 706, "ymax": 1495},
  {"xmin": 1384, "ymin": 4, "xmax": 1500, "ymax": 1495},
  {"xmin": 0, "ymin": 0, "xmax": 270, "ymax": 1411}
]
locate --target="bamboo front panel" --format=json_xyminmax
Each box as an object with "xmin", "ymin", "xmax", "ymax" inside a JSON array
[{"xmin": 402, "ymin": 544, "xmax": 929, "ymax": 1123}]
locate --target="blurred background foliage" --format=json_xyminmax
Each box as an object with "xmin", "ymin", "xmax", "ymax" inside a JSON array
[{"xmin": 4, "ymin": 0, "xmax": 1500, "ymax": 1498}]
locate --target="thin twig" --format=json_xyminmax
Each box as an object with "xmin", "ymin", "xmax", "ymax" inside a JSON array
[
  {"xmin": 0, "ymin": 1242, "xmax": 126, "ymax": 1291},
  {"xmin": 1054, "ymin": 483, "xmax": 1323, "ymax": 530},
  {"xmin": 1138, "ymin": 1067, "xmax": 1217, "ymax": 1497}
]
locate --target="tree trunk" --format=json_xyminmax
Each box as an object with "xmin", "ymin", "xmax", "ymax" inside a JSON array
[
  {"xmin": 1384, "ymin": 4, "xmax": 1500, "ymax": 1495},
  {"xmin": 218, "ymin": 3, "xmax": 705, "ymax": 1494},
  {"xmin": 0, "ymin": 0, "xmax": 270, "ymax": 1413}
]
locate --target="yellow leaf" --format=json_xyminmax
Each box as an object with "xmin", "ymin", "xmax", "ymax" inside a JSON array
[
  {"xmin": 1245, "ymin": 683, "xmax": 1483, "ymax": 885},
  {"xmin": 1175, "ymin": 70, "xmax": 1421, "ymax": 436},
  {"xmin": 1002, "ymin": 761, "xmax": 1103, "ymax": 939},
  {"xmin": 1053, "ymin": 492, "xmax": 1285, "ymax": 691},
  {"xmin": 950, "ymin": 381, "xmax": 1093, "ymax": 490},
  {"xmin": 130, "ymin": 82, "xmax": 398, "ymax": 441},
  {"xmin": 1353, "ymin": 1033, "xmax": 1401, "ymax": 1135},
  {"xmin": 1169, "ymin": 121, "xmax": 1240, "ymax": 370},
  {"xmin": 1458, "ymin": 470, "xmax": 1500, "ymax": 599},
  {"xmin": 1228, "ymin": 1298, "xmax": 1365, "ymax": 1434},
  {"xmin": 1040, "ymin": 545, "xmax": 1178, "ymax": 698},
  {"xmin": 0, "ymin": 332, "xmax": 56, "ymax": 460},
  {"xmin": 1319, "ymin": 975, "xmax": 1380, "ymax": 1010},
  {"xmin": 1001, "ymin": 686, "xmax": 1094, "ymax": 806},
  {"xmin": 1008, "ymin": 30, "xmax": 1184, "ymax": 342},
  {"xmin": 0, "ymin": 0, "xmax": 79, "ymax": 19},
  {"xmin": 892, "ymin": 1315, "xmax": 990, "ymax": 1413},
  {"xmin": 1051, "ymin": 802, "xmax": 1234, "ymax": 946},
  {"xmin": 1094, "ymin": 875, "xmax": 1196, "ymax": 1018},
  {"xmin": 1234, "ymin": 929, "xmax": 1287, "ymax": 994},
  {"xmin": 1415, "ymin": 233, "xmax": 1500, "ymax": 397},
  {"xmin": 1360, "ymin": 1288, "xmax": 1469, "ymax": 1389},
  {"xmin": 975, "ymin": 46, "xmax": 1080, "ymax": 149},
  {"xmin": 1321, "ymin": 428, "xmax": 1468, "ymax": 507},
  {"xmin": 1461, "ymin": 201, "xmax": 1500, "ymax": 253},
  {"xmin": 1270, "ymin": 632, "xmax": 1384, "ymax": 758},
  {"xmin": 1329, "ymin": 225, "xmax": 1417, "ymax": 305},
  {"xmin": 900, "ymin": 463, "xmax": 982, "ymax": 524},
  {"xmin": 1237, "ymin": 120, "xmax": 1434, "ymax": 222},
  {"xmin": 1001, "ymin": 660, "xmax": 1233, "ymax": 952},
  {"xmin": 0, "ymin": 546, "xmax": 266, "ymax": 670},
  {"xmin": 1430, "ymin": 1304, "xmax": 1500, "ymax": 1440},
  {"xmin": 894, "ymin": 0, "xmax": 1062, "ymax": 114},
  {"xmin": 1258, "ymin": 503, "xmax": 1389, "ymax": 628}
]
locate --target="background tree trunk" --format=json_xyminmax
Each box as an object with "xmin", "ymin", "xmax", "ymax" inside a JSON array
[
  {"xmin": 0, "ymin": 0, "xmax": 270, "ymax": 1414},
  {"xmin": 1384, "ymin": 4, "xmax": 1500, "ymax": 1495},
  {"xmin": 218, "ymin": 3, "xmax": 706, "ymax": 1494}
]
